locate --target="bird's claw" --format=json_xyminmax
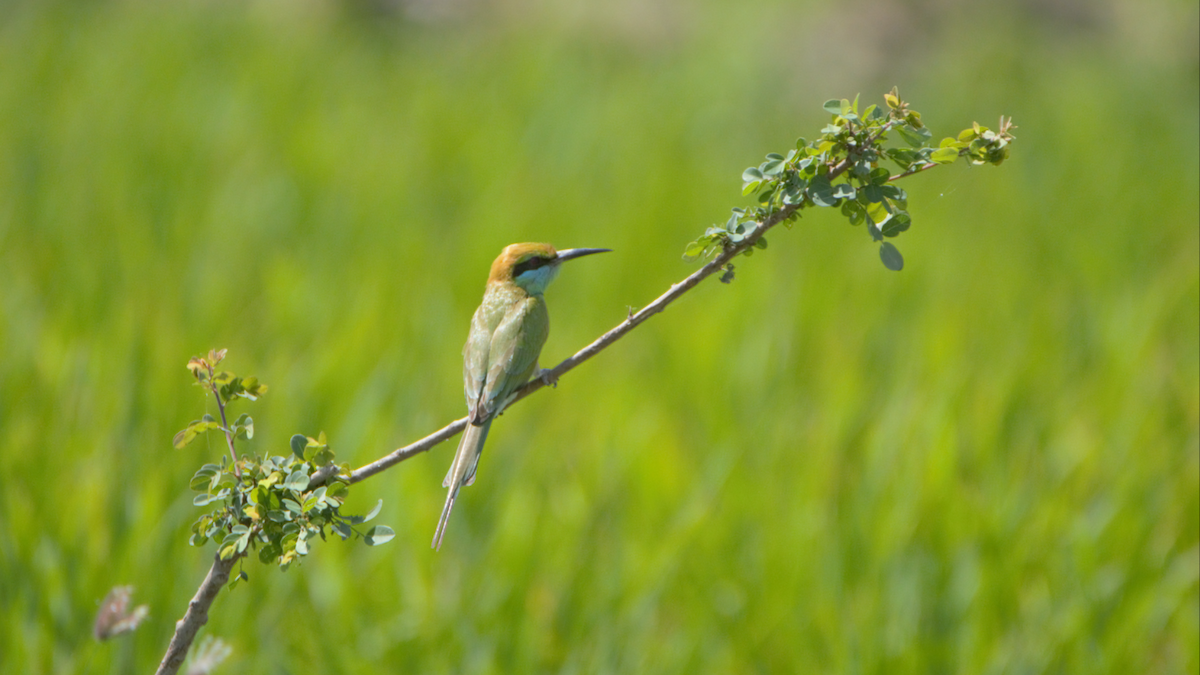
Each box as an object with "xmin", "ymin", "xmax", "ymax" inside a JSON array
[{"xmin": 537, "ymin": 367, "xmax": 559, "ymax": 388}]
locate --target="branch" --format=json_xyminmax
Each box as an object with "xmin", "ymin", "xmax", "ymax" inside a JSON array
[
  {"xmin": 156, "ymin": 93, "xmax": 1015, "ymax": 671},
  {"xmin": 338, "ymin": 154, "xmax": 869, "ymax": 484},
  {"xmin": 155, "ymin": 551, "xmax": 242, "ymax": 675}
]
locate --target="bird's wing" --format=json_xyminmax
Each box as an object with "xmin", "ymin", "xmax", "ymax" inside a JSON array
[
  {"xmin": 462, "ymin": 304, "xmax": 492, "ymax": 422},
  {"xmin": 478, "ymin": 296, "xmax": 549, "ymax": 419}
]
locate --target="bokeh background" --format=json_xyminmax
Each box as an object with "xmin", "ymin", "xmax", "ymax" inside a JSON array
[{"xmin": 1, "ymin": 0, "xmax": 1196, "ymax": 672}]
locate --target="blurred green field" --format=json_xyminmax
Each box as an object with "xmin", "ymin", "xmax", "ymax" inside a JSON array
[{"xmin": 1, "ymin": 1, "xmax": 1197, "ymax": 673}]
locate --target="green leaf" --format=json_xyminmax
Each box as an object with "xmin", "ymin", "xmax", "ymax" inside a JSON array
[
  {"xmin": 881, "ymin": 213, "xmax": 911, "ymax": 237},
  {"xmin": 345, "ymin": 499, "xmax": 383, "ymax": 524},
  {"xmin": 742, "ymin": 167, "xmax": 763, "ymax": 182},
  {"xmin": 930, "ymin": 147, "xmax": 959, "ymax": 164},
  {"xmin": 362, "ymin": 499, "xmax": 383, "ymax": 523},
  {"xmin": 822, "ymin": 99, "xmax": 841, "ymax": 114},
  {"xmin": 363, "ymin": 526, "xmax": 395, "ymax": 546},
  {"xmin": 808, "ymin": 176, "xmax": 837, "ymax": 207},
  {"xmin": 897, "ymin": 124, "xmax": 932, "ymax": 147},
  {"xmin": 841, "ymin": 200, "xmax": 865, "ymax": 226},
  {"xmin": 761, "ymin": 160, "xmax": 784, "ymax": 177},
  {"xmin": 189, "ymin": 465, "xmax": 220, "ymax": 492},
  {"xmin": 218, "ymin": 378, "xmax": 243, "ymax": 403},
  {"xmin": 782, "ymin": 184, "xmax": 803, "ymax": 205},
  {"xmin": 866, "ymin": 200, "xmax": 891, "ymax": 225},
  {"xmin": 240, "ymin": 376, "xmax": 267, "ymax": 401},
  {"xmin": 290, "ymin": 434, "xmax": 307, "ymax": 459},
  {"xmin": 301, "ymin": 435, "xmax": 329, "ymax": 462},
  {"xmin": 885, "ymin": 147, "xmax": 921, "ymax": 169},
  {"xmin": 193, "ymin": 491, "xmax": 226, "ymax": 506},
  {"xmin": 331, "ymin": 519, "xmax": 353, "ymax": 540},
  {"xmin": 234, "ymin": 414, "xmax": 254, "ymax": 440},
  {"xmin": 259, "ymin": 543, "xmax": 281, "ymax": 564},
  {"xmin": 173, "ymin": 418, "xmax": 219, "ymax": 449},
  {"xmin": 325, "ymin": 481, "xmax": 349, "ymax": 505},
  {"xmin": 831, "ymin": 183, "xmax": 856, "ymax": 200},
  {"xmin": 284, "ymin": 470, "xmax": 309, "ymax": 493},
  {"xmin": 880, "ymin": 242, "xmax": 904, "ymax": 271}
]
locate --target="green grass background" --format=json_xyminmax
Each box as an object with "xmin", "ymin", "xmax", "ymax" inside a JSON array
[{"xmin": 1, "ymin": 1, "xmax": 1196, "ymax": 673}]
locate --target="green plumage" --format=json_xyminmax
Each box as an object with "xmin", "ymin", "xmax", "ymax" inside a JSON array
[
  {"xmin": 432, "ymin": 243, "xmax": 609, "ymax": 550},
  {"xmin": 465, "ymin": 285, "xmax": 549, "ymax": 425}
]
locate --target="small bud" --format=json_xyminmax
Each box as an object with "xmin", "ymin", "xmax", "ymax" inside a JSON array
[{"xmin": 186, "ymin": 358, "xmax": 207, "ymax": 378}]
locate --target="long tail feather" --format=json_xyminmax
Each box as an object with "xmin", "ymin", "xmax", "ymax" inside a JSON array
[{"xmin": 432, "ymin": 419, "xmax": 492, "ymax": 550}]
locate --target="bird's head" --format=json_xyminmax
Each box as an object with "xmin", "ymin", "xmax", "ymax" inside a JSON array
[{"xmin": 488, "ymin": 243, "xmax": 611, "ymax": 295}]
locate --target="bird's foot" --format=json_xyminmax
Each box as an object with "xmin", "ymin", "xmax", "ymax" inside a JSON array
[{"xmin": 537, "ymin": 367, "xmax": 559, "ymax": 388}]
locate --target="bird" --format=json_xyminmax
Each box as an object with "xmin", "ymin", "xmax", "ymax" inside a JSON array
[{"xmin": 433, "ymin": 242, "xmax": 611, "ymax": 550}]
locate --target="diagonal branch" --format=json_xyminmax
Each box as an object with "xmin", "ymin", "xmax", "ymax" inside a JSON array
[
  {"xmin": 155, "ymin": 551, "xmax": 242, "ymax": 675},
  {"xmin": 343, "ymin": 155, "xmax": 866, "ymax": 485},
  {"xmin": 157, "ymin": 101, "xmax": 1017, "ymax": 672},
  {"xmin": 348, "ymin": 200, "xmax": 810, "ymax": 482}
]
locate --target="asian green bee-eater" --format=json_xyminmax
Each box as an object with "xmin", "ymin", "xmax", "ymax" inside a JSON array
[{"xmin": 433, "ymin": 242, "xmax": 611, "ymax": 550}]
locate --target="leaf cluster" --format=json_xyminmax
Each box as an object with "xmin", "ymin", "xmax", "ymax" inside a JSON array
[
  {"xmin": 186, "ymin": 349, "xmax": 268, "ymax": 404},
  {"xmin": 175, "ymin": 350, "xmax": 393, "ymax": 589},
  {"xmin": 684, "ymin": 88, "xmax": 1015, "ymax": 271}
]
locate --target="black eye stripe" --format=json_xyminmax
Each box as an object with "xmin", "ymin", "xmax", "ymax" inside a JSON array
[{"xmin": 513, "ymin": 256, "xmax": 552, "ymax": 277}]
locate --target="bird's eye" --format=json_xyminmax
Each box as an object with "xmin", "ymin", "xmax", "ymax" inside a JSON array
[{"xmin": 513, "ymin": 256, "xmax": 550, "ymax": 277}]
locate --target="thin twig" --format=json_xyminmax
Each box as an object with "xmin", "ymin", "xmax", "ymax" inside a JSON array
[
  {"xmin": 210, "ymin": 386, "xmax": 241, "ymax": 480},
  {"xmin": 347, "ymin": 417, "xmax": 469, "ymax": 484},
  {"xmin": 889, "ymin": 162, "xmax": 938, "ymax": 181}
]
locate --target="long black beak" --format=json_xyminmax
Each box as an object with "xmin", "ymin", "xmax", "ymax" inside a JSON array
[{"xmin": 555, "ymin": 248, "xmax": 612, "ymax": 263}]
